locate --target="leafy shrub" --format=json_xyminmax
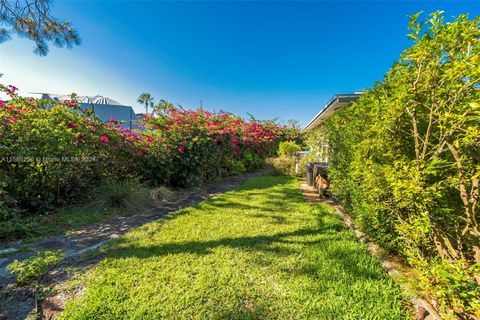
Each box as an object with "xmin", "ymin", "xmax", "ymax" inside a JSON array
[
  {"xmin": 0, "ymin": 85, "xmax": 301, "ymax": 237},
  {"xmin": 142, "ymin": 108, "xmax": 299, "ymax": 186},
  {"xmin": 310, "ymin": 12, "xmax": 480, "ymax": 318},
  {"xmin": 0, "ymin": 86, "xmax": 152, "ymax": 215},
  {"xmin": 267, "ymin": 157, "xmax": 295, "ymax": 176},
  {"xmin": 268, "ymin": 142, "xmax": 304, "ymax": 176},
  {"xmin": 7, "ymin": 250, "xmax": 63, "ymax": 285},
  {"xmin": 278, "ymin": 141, "xmax": 301, "ymax": 157}
]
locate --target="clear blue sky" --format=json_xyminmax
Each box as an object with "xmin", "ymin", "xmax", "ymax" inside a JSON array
[{"xmin": 1, "ymin": 1, "xmax": 479, "ymax": 126}]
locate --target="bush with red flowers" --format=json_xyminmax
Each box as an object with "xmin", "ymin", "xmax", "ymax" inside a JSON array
[
  {"xmin": 142, "ymin": 108, "xmax": 299, "ymax": 186},
  {"xmin": 0, "ymin": 84, "xmax": 301, "ymax": 235},
  {"xmin": 0, "ymin": 85, "xmax": 152, "ymax": 226}
]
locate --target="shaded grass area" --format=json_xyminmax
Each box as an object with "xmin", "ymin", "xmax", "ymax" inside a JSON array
[
  {"xmin": 60, "ymin": 176, "xmax": 408, "ymax": 319},
  {"xmin": 1, "ymin": 180, "xmax": 156, "ymax": 247},
  {"xmin": 1, "ymin": 207, "xmax": 109, "ymax": 248}
]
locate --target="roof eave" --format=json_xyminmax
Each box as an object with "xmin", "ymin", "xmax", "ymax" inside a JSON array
[{"xmin": 303, "ymin": 94, "xmax": 360, "ymax": 132}]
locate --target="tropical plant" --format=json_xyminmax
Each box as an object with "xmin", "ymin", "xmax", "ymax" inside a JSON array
[
  {"xmin": 142, "ymin": 107, "xmax": 297, "ymax": 186},
  {"xmin": 137, "ymin": 93, "xmax": 154, "ymax": 114},
  {"xmin": 153, "ymin": 99, "xmax": 175, "ymax": 115},
  {"xmin": 0, "ymin": 84, "xmax": 152, "ymax": 235}
]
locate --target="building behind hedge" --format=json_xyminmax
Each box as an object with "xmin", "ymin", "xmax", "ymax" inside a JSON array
[
  {"xmin": 303, "ymin": 93, "xmax": 360, "ymax": 162},
  {"xmin": 36, "ymin": 93, "xmax": 142, "ymax": 130}
]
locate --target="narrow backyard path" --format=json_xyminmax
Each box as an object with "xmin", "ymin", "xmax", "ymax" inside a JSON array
[{"xmin": 57, "ymin": 176, "xmax": 408, "ymax": 319}]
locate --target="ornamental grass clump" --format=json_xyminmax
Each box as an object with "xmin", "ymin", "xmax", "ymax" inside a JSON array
[{"xmin": 84, "ymin": 179, "xmax": 152, "ymax": 211}]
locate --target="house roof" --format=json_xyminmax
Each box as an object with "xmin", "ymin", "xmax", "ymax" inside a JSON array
[
  {"xmin": 304, "ymin": 94, "xmax": 360, "ymax": 131},
  {"xmin": 33, "ymin": 93, "xmax": 124, "ymax": 106}
]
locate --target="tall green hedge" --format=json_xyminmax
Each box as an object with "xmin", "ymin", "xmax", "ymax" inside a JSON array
[{"xmin": 316, "ymin": 12, "xmax": 480, "ymax": 318}]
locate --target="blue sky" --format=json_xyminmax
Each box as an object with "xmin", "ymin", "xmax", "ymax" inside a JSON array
[{"xmin": 1, "ymin": 1, "xmax": 479, "ymax": 126}]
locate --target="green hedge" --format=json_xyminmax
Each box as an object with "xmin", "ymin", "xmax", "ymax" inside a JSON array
[{"xmin": 315, "ymin": 12, "xmax": 480, "ymax": 318}]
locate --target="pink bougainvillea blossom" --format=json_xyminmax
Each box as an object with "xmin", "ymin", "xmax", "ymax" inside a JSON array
[
  {"xmin": 3, "ymin": 117, "xmax": 18, "ymax": 123},
  {"xmin": 99, "ymin": 135, "xmax": 110, "ymax": 144}
]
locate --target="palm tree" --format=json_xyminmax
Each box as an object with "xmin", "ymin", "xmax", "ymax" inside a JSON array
[
  {"xmin": 153, "ymin": 99, "xmax": 175, "ymax": 115},
  {"xmin": 137, "ymin": 93, "xmax": 154, "ymax": 114}
]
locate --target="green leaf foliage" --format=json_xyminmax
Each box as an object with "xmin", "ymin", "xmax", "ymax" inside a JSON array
[{"xmin": 309, "ymin": 12, "xmax": 480, "ymax": 318}]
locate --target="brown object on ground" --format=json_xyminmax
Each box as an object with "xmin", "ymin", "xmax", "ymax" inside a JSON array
[{"xmin": 299, "ymin": 182, "xmax": 442, "ymax": 320}]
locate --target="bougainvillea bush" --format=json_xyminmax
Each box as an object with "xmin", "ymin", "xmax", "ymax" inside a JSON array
[
  {"xmin": 312, "ymin": 13, "xmax": 479, "ymax": 318},
  {"xmin": 142, "ymin": 108, "xmax": 297, "ymax": 187},
  {"xmin": 0, "ymin": 84, "xmax": 299, "ymax": 236},
  {"xmin": 0, "ymin": 85, "xmax": 154, "ymax": 235}
]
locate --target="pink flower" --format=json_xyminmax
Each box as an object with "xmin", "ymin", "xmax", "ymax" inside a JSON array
[
  {"xmin": 3, "ymin": 117, "xmax": 18, "ymax": 123},
  {"xmin": 92, "ymin": 126, "xmax": 98, "ymax": 131},
  {"xmin": 234, "ymin": 145, "xmax": 241, "ymax": 154},
  {"xmin": 109, "ymin": 116, "xmax": 116, "ymax": 122},
  {"xmin": 127, "ymin": 133, "xmax": 138, "ymax": 139},
  {"xmin": 0, "ymin": 100, "xmax": 4, "ymax": 106},
  {"xmin": 67, "ymin": 122, "xmax": 78, "ymax": 129},
  {"xmin": 178, "ymin": 145, "xmax": 186, "ymax": 153},
  {"xmin": 99, "ymin": 135, "xmax": 109, "ymax": 144},
  {"xmin": 7, "ymin": 85, "xmax": 18, "ymax": 92}
]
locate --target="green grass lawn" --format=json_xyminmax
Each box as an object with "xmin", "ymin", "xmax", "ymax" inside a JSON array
[{"xmin": 60, "ymin": 176, "xmax": 408, "ymax": 319}]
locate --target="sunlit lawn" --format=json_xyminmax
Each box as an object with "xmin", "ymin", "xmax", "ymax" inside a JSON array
[{"xmin": 60, "ymin": 176, "xmax": 408, "ymax": 319}]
